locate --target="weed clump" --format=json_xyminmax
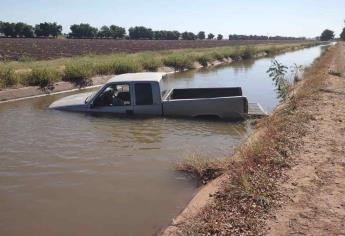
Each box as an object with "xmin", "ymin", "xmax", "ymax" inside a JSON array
[
  {"xmin": 163, "ymin": 54, "xmax": 194, "ymax": 71},
  {"xmin": 26, "ymin": 68, "xmax": 60, "ymax": 91},
  {"xmin": 64, "ymin": 62, "xmax": 94, "ymax": 87},
  {"xmin": 111, "ymin": 58, "xmax": 141, "ymax": 74},
  {"xmin": 241, "ymin": 46, "xmax": 256, "ymax": 59},
  {"xmin": 175, "ymin": 153, "xmax": 226, "ymax": 184},
  {"xmin": 0, "ymin": 67, "xmax": 17, "ymax": 88},
  {"xmin": 138, "ymin": 53, "xmax": 162, "ymax": 71}
]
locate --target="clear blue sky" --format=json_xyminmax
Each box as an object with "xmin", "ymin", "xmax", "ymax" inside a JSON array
[{"xmin": 1, "ymin": 0, "xmax": 344, "ymax": 38}]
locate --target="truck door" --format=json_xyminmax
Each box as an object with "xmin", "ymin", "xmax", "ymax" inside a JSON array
[
  {"xmin": 133, "ymin": 82, "xmax": 162, "ymax": 116},
  {"xmin": 90, "ymin": 83, "xmax": 134, "ymax": 115}
]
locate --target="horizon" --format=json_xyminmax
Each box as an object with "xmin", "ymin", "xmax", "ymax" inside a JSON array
[{"xmin": 0, "ymin": 0, "xmax": 344, "ymax": 38}]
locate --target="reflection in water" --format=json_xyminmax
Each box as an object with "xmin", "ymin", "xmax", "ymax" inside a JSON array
[{"xmin": 0, "ymin": 45, "xmax": 326, "ymax": 236}]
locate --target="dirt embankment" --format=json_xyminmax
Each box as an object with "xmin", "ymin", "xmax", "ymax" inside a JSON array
[
  {"xmin": 265, "ymin": 42, "xmax": 345, "ymax": 235},
  {"xmin": 163, "ymin": 43, "xmax": 345, "ymax": 235}
]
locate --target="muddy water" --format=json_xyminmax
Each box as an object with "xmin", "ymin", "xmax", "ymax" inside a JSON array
[{"xmin": 0, "ymin": 45, "xmax": 326, "ymax": 236}]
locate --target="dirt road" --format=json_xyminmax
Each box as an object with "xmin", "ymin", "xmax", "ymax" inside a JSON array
[{"xmin": 265, "ymin": 42, "xmax": 345, "ymax": 235}]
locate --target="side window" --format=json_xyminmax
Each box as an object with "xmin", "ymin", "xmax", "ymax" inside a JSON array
[
  {"xmin": 94, "ymin": 84, "xmax": 131, "ymax": 107},
  {"xmin": 135, "ymin": 83, "xmax": 153, "ymax": 105}
]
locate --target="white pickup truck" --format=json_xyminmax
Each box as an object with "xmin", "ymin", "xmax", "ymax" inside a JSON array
[{"xmin": 49, "ymin": 72, "xmax": 251, "ymax": 119}]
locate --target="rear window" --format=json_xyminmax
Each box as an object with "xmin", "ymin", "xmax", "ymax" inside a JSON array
[{"xmin": 135, "ymin": 83, "xmax": 153, "ymax": 105}]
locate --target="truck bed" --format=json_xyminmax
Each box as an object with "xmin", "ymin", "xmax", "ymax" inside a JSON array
[{"xmin": 162, "ymin": 87, "xmax": 248, "ymax": 119}]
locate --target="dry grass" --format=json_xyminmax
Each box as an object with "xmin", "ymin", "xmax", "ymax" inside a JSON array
[
  {"xmin": 176, "ymin": 41, "xmax": 335, "ymax": 236},
  {"xmin": 175, "ymin": 153, "xmax": 226, "ymax": 185}
]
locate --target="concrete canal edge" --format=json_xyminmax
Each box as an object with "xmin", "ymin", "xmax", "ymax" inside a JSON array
[{"xmin": 162, "ymin": 43, "xmax": 344, "ymax": 235}]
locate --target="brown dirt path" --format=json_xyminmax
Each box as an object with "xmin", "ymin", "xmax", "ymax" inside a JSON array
[{"xmin": 265, "ymin": 42, "xmax": 345, "ymax": 235}]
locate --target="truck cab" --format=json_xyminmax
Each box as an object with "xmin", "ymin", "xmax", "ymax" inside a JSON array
[{"xmin": 87, "ymin": 72, "xmax": 166, "ymax": 115}]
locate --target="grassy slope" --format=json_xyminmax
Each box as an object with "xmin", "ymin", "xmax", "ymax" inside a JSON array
[
  {"xmin": 0, "ymin": 42, "xmax": 318, "ymax": 89},
  {"xmin": 174, "ymin": 42, "xmax": 335, "ymax": 235}
]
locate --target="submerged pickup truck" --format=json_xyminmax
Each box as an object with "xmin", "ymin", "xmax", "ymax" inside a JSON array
[{"xmin": 49, "ymin": 72, "xmax": 250, "ymax": 119}]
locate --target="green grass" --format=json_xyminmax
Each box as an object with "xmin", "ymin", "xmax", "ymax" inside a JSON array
[
  {"xmin": 0, "ymin": 67, "xmax": 17, "ymax": 89},
  {"xmin": 0, "ymin": 41, "xmax": 320, "ymax": 89},
  {"xmin": 25, "ymin": 67, "xmax": 60, "ymax": 90}
]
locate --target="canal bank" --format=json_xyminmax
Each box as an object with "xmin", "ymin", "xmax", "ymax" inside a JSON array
[
  {"xmin": 0, "ymin": 42, "xmax": 319, "ymax": 103},
  {"xmin": 163, "ymin": 43, "xmax": 344, "ymax": 235}
]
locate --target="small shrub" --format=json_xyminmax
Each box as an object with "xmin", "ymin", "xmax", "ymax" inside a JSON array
[
  {"xmin": 26, "ymin": 68, "xmax": 60, "ymax": 90},
  {"xmin": 210, "ymin": 51, "xmax": 225, "ymax": 61},
  {"xmin": 264, "ymin": 46, "xmax": 277, "ymax": 55},
  {"xmin": 0, "ymin": 67, "xmax": 17, "ymax": 88},
  {"xmin": 242, "ymin": 46, "xmax": 256, "ymax": 59},
  {"xmin": 139, "ymin": 56, "xmax": 162, "ymax": 71},
  {"xmin": 111, "ymin": 58, "xmax": 141, "ymax": 74},
  {"xmin": 18, "ymin": 56, "xmax": 34, "ymax": 62},
  {"xmin": 267, "ymin": 60, "xmax": 290, "ymax": 101},
  {"xmin": 163, "ymin": 54, "xmax": 194, "ymax": 71},
  {"xmin": 93, "ymin": 62, "xmax": 113, "ymax": 75},
  {"xmin": 64, "ymin": 62, "xmax": 94, "ymax": 87},
  {"xmin": 196, "ymin": 55, "xmax": 212, "ymax": 67},
  {"xmin": 175, "ymin": 153, "xmax": 225, "ymax": 184}
]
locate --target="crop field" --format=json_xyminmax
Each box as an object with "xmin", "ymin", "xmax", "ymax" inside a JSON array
[{"xmin": 0, "ymin": 38, "xmax": 309, "ymax": 61}]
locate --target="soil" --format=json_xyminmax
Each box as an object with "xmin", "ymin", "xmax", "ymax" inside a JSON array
[
  {"xmin": 0, "ymin": 38, "xmax": 304, "ymax": 60},
  {"xmin": 264, "ymin": 42, "xmax": 345, "ymax": 235}
]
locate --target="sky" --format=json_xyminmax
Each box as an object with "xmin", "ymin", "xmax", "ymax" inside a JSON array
[{"xmin": 0, "ymin": 0, "xmax": 344, "ymax": 38}]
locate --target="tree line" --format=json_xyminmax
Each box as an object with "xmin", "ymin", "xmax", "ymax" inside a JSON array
[
  {"xmin": 0, "ymin": 22, "xmax": 62, "ymax": 38},
  {"xmin": 1, "ymin": 21, "xmax": 310, "ymax": 41}
]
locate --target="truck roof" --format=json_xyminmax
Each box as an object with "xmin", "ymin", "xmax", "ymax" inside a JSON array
[{"xmin": 107, "ymin": 72, "xmax": 168, "ymax": 84}]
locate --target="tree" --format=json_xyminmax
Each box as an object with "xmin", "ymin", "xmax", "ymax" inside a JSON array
[
  {"xmin": 207, "ymin": 33, "xmax": 214, "ymax": 40},
  {"xmin": 128, "ymin": 26, "xmax": 153, "ymax": 39},
  {"xmin": 49, "ymin": 22, "xmax": 62, "ymax": 37},
  {"xmin": 153, "ymin": 30, "xmax": 180, "ymax": 40},
  {"xmin": 2, "ymin": 22, "xmax": 16, "ymax": 37},
  {"xmin": 69, "ymin": 23, "xmax": 98, "ymax": 38},
  {"xmin": 166, "ymin": 30, "xmax": 180, "ymax": 40},
  {"xmin": 22, "ymin": 25, "xmax": 34, "ymax": 37},
  {"xmin": 197, "ymin": 31, "xmax": 205, "ymax": 40},
  {"xmin": 340, "ymin": 28, "xmax": 345, "ymax": 41},
  {"xmin": 109, "ymin": 25, "xmax": 126, "ymax": 39},
  {"xmin": 320, "ymin": 29, "xmax": 334, "ymax": 41},
  {"xmin": 98, "ymin": 26, "xmax": 111, "ymax": 38},
  {"xmin": 35, "ymin": 22, "xmax": 50, "ymax": 37},
  {"xmin": 153, "ymin": 30, "xmax": 168, "ymax": 40},
  {"xmin": 15, "ymin": 22, "xmax": 34, "ymax": 37},
  {"xmin": 181, "ymin": 32, "xmax": 196, "ymax": 40},
  {"xmin": 35, "ymin": 22, "xmax": 62, "ymax": 37},
  {"xmin": 217, "ymin": 34, "xmax": 223, "ymax": 40}
]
